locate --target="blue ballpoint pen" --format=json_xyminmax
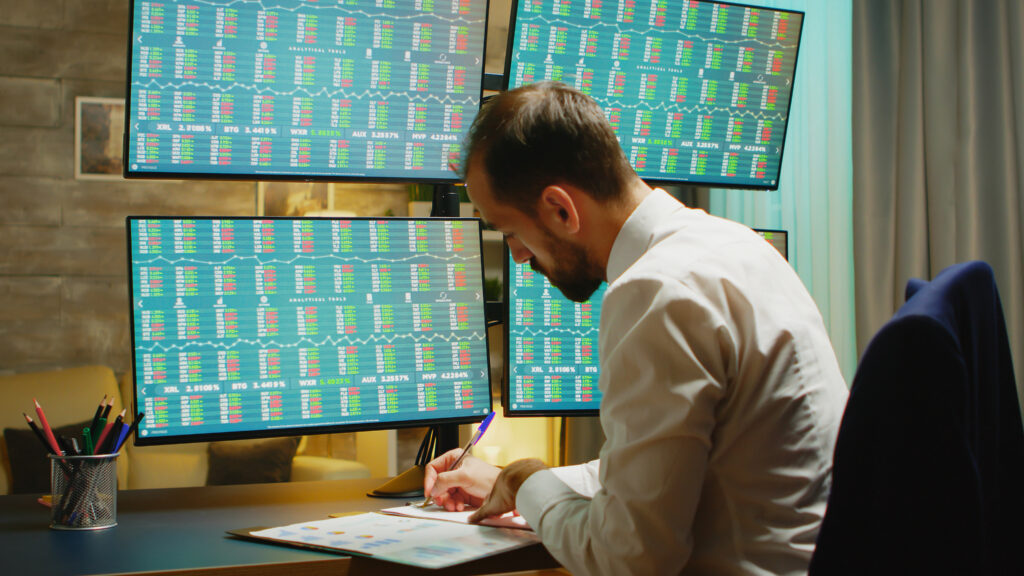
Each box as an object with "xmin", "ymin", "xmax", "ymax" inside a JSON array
[{"xmin": 420, "ymin": 411, "xmax": 496, "ymax": 507}]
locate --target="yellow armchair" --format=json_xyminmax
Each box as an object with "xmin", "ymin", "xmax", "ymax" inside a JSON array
[{"xmin": 0, "ymin": 366, "xmax": 129, "ymax": 495}]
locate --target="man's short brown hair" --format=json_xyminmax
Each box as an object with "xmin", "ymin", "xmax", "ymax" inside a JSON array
[{"xmin": 460, "ymin": 81, "xmax": 636, "ymax": 215}]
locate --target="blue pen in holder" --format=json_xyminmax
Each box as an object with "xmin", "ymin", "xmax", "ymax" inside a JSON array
[{"xmin": 49, "ymin": 453, "xmax": 119, "ymax": 530}]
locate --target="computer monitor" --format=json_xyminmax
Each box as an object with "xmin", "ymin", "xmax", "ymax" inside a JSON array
[
  {"xmin": 504, "ymin": 0, "xmax": 803, "ymax": 190},
  {"xmin": 503, "ymin": 246, "xmax": 605, "ymax": 417},
  {"xmin": 126, "ymin": 216, "xmax": 492, "ymax": 445},
  {"xmin": 123, "ymin": 0, "xmax": 488, "ymax": 183},
  {"xmin": 502, "ymin": 226, "xmax": 788, "ymax": 417},
  {"xmin": 754, "ymin": 227, "xmax": 788, "ymax": 260}
]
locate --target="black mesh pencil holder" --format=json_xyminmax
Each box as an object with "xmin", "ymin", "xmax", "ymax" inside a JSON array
[{"xmin": 49, "ymin": 453, "xmax": 119, "ymax": 530}]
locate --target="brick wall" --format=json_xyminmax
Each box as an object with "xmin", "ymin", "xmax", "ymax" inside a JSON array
[{"xmin": 0, "ymin": 0, "xmax": 256, "ymax": 376}]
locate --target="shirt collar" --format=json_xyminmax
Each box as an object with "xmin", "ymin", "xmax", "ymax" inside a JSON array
[{"xmin": 606, "ymin": 188, "xmax": 684, "ymax": 284}]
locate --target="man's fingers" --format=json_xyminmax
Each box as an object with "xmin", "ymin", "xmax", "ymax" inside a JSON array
[
  {"xmin": 468, "ymin": 495, "xmax": 512, "ymax": 522},
  {"xmin": 468, "ymin": 491, "xmax": 503, "ymax": 522},
  {"xmin": 423, "ymin": 448, "xmax": 468, "ymax": 496},
  {"xmin": 468, "ymin": 480, "xmax": 514, "ymax": 523},
  {"xmin": 423, "ymin": 452, "xmax": 502, "ymax": 513},
  {"xmin": 423, "ymin": 468, "xmax": 438, "ymax": 497},
  {"xmin": 433, "ymin": 483, "xmax": 480, "ymax": 512},
  {"xmin": 429, "ymin": 466, "xmax": 468, "ymax": 498},
  {"xmin": 468, "ymin": 507, "xmax": 489, "ymax": 523},
  {"xmin": 467, "ymin": 458, "xmax": 547, "ymax": 523}
]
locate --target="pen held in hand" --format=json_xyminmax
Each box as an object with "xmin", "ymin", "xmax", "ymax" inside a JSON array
[{"xmin": 420, "ymin": 411, "xmax": 496, "ymax": 508}]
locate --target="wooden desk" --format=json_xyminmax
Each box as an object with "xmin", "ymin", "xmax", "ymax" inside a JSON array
[{"xmin": 0, "ymin": 477, "xmax": 563, "ymax": 576}]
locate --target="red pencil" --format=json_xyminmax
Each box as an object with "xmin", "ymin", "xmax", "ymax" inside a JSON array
[{"xmin": 33, "ymin": 399, "xmax": 64, "ymax": 455}]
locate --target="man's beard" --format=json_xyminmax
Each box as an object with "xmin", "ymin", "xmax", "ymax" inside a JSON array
[{"xmin": 530, "ymin": 228, "xmax": 604, "ymax": 303}]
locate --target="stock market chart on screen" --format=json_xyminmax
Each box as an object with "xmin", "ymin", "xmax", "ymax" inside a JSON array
[
  {"xmin": 504, "ymin": 248, "xmax": 605, "ymax": 416},
  {"xmin": 125, "ymin": 0, "xmax": 487, "ymax": 181},
  {"xmin": 506, "ymin": 0, "xmax": 803, "ymax": 189},
  {"xmin": 127, "ymin": 217, "xmax": 492, "ymax": 444}
]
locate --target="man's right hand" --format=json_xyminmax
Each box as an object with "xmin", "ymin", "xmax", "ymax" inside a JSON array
[{"xmin": 423, "ymin": 448, "xmax": 500, "ymax": 511}]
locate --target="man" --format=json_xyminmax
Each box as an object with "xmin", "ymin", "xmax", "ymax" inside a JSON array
[{"xmin": 425, "ymin": 81, "xmax": 848, "ymax": 575}]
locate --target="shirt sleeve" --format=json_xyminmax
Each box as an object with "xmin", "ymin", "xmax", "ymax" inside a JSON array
[
  {"xmin": 549, "ymin": 459, "xmax": 601, "ymax": 497},
  {"xmin": 515, "ymin": 275, "xmax": 731, "ymax": 576}
]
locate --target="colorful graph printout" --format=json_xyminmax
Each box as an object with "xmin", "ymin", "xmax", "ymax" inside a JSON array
[{"xmin": 248, "ymin": 512, "xmax": 540, "ymax": 569}]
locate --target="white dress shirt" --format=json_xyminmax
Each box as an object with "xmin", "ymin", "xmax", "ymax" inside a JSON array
[{"xmin": 516, "ymin": 189, "xmax": 849, "ymax": 575}]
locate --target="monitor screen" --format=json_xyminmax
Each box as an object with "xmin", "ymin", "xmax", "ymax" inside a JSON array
[
  {"xmin": 504, "ymin": 0, "xmax": 803, "ymax": 189},
  {"xmin": 754, "ymin": 227, "xmax": 788, "ymax": 260},
  {"xmin": 123, "ymin": 0, "xmax": 488, "ymax": 182},
  {"xmin": 503, "ymin": 246, "xmax": 605, "ymax": 416},
  {"xmin": 127, "ymin": 216, "xmax": 492, "ymax": 445},
  {"xmin": 503, "ymin": 226, "xmax": 787, "ymax": 417}
]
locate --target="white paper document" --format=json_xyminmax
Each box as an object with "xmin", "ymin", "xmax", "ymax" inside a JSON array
[
  {"xmin": 381, "ymin": 504, "xmax": 533, "ymax": 530},
  {"xmin": 249, "ymin": 512, "xmax": 540, "ymax": 569}
]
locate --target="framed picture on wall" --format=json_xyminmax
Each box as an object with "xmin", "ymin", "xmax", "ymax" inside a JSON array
[{"xmin": 75, "ymin": 96, "xmax": 125, "ymax": 180}]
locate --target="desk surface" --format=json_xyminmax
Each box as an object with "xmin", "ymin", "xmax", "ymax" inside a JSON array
[{"xmin": 0, "ymin": 477, "xmax": 563, "ymax": 576}]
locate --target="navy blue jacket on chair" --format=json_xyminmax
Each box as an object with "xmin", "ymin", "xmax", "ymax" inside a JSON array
[{"xmin": 809, "ymin": 261, "xmax": 1024, "ymax": 574}]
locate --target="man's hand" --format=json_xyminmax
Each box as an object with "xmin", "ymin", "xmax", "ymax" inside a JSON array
[
  {"xmin": 468, "ymin": 458, "xmax": 548, "ymax": 523},
  {"xmin": 423, "ymin": 448, "xmax": 500, "ymax": 511}
]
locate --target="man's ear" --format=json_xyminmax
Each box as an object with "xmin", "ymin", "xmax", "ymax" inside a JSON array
[{"xmin": 538, "ymin": 185, "xmax": 581, "ymax": 235}]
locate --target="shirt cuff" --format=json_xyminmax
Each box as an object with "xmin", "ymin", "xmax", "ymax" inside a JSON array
[
  {"xmin": 550, "ymin": 460, "xmax": 601, "ymax": 497},
  {"xmin": 516, "ymin": 469, "xmax": 584, "ymax": 530}
]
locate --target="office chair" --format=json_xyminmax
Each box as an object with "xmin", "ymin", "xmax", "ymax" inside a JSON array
[{"xmin": 809, "ymin": 261, "xmax": 1024, "ymax": 575}]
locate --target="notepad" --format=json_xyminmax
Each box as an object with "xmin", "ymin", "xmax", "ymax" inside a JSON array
[
  {"xmin": 380, "ymin": 504, "xmax": 532, "ymax": 530},
  {"xmin": 238, "ymin": 512, "xmax": 541, "ymax": 569}
]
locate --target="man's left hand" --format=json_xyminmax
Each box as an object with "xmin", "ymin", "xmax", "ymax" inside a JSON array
[{"xmin": 468, "ymin": 458, "xmax": 548, "ymax": 523}]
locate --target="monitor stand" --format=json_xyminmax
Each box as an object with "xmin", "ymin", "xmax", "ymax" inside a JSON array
[{"xmin": 367, "ymin": 424, "xmax": 459, "ymax": 498}]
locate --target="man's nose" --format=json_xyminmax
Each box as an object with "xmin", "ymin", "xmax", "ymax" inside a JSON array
[{"xmin": 507, "ymin": 237, "xmax": 533, "ymax": 264}]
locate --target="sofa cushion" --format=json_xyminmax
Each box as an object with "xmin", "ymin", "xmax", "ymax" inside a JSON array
[
  {"xmin": 4, "ymin": 420, "xmax": 93, "ymax": 494},
  {"xmin": 206, "ymin": 437, "xmax": 300, "ymax": 486}
]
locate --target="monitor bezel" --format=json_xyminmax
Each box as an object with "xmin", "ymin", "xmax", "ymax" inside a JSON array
[
  {"xmin": 126, "ymin": 215, "xmax": 494, "ymax": 446},
  {"xmin": 501, "ymin": 241, "xmax": 601, "ymax": 418},
  {"xmin": 121, "ymin": 0, "xmax": 491, "ymax": 185},
  {"xmin": 501, "ymin": 0, "xmax": 804, "ymax": 191},
  {"xmin": 752, "ymin": 227, "xmax": 789, "ymax": 261}
]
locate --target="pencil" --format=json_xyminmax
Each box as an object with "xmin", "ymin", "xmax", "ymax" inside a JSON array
[
  {"xmin": 97, "ymin": 410, "xmax": 125, "ymax": 454},
  {"xmin": 94, "ymin": 410, "xmax": 122, "ymax": 454},
  {"xmin": 89, "ymin": 395, "xmax": 107, "ymax": 438},
  {"xmin": 22, "ymin": 413, "xmax": 55, "ymax": 455},
  {"xmin": 33, "ymin": 399, "xmax": 64, "ymax": 456},
  {"xmin": 25, "ymin": 413, "xmax": 72, "ymax": 475}
]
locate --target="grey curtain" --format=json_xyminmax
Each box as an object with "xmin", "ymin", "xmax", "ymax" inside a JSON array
[{"xmin": 853, "ymin": 0, "xmax": 1024, "ymax": 401}]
